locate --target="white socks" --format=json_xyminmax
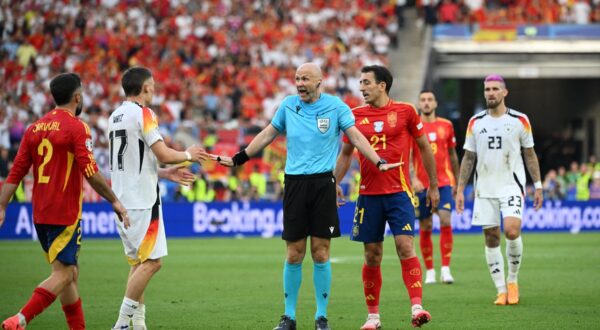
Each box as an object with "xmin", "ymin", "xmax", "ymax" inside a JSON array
[
  {"xmin": 132, "ymin": 303, "xmax": 146, "ymax": 329},
  {"xmin": 506, "ymin": 236, "xmax": 523, "ymax": 284},
  {"xmin": 115, "ymin": 297, "xmax": 139, "ymax": 327},
  {"xmin": 485, "ymin": 246, "xmax": 506, "ymax": 294}
]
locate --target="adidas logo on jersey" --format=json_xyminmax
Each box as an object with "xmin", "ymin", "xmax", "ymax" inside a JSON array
[
  {"xmin": 480, "ymin": 128, "xmax": 487, "ymax": 134},
  {"xmin": 402, "ymin": 224, "xmax": 412, "ymax": 231},
  {"xmin": 360, "ymin": 118, "xmax": 370, "ymax": 125}
]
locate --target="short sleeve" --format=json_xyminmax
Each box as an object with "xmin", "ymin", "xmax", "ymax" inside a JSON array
[
  {"xmin": 447, "ymin": 121, "xmax": 457, "ymax": 148},
  {"xmin": 338, "ymin": 103, "xmax": 355, "ymax": 132},
  {"xmin": 72, "ymin": 121, "xmax": 99, "ymax": 178},
  {"xmin": 463, "ymin": 118, "xmax": 477, "ymax": 152},
  {"xmin": 6, "ymin": 128, "xmax": 33, "ymax": 184},
  {"xmin": 271, "ymin": 99, "xmax": 287, "ymax": 133},
  {"xmin": 518, "ymin": 115, "xmax": 534, "ymax": 148},
  {"xmin": 140, "ymin": 107, "xmax": 163, "ymax": 147},
  {"xmin": 407, "ymin": 106, "xmax": 424, "ymax": 139}
]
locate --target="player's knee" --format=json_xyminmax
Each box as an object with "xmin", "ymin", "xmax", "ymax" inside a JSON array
[
  {"xmin": 287, "ymin": 249, "xmax": 306, "ymax": 263},
  {"xmin": 143, "ymin": 258, "xmax": 162, "ymax": 274},
  {"xmin": 396, "ymin": 242, "xmax": 415, "ymax": 259},
  {"xmin": 364, "ymin": 252, "xmax": 382, "ymax": 266},
  {"xmin": 420, "ymin": 219, "xmax": 433, "ymax": 231},
  {"xmin": 311, "ymin": 249, "xmax": 329, "ymax": 263},
  {"xmin": 504, "ymin": 229, "xmax": 520, "ymax": 240}
]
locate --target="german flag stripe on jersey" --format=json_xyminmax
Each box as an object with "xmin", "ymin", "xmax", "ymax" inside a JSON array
[
  {"xmin": 466, "ymin": 112, "xmax": 487, "ymax": 137},
  {"xmin": 142, "ymin": 107, "xmax": 158, "ymax": 134}
]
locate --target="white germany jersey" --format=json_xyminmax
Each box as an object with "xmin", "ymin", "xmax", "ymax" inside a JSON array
[
  {"xmin": 463, "ymin": 108, "xmax": 534, "ymax": 198},
  {"xmin": 108, "ymin": 101, "xmax": 163, "ymax": 209}
]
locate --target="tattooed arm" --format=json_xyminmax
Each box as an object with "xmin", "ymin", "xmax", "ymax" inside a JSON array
[
  {"xmin": 448, "ymin": 147, "xmax": 460, "ymax": 196},
  {"xmin": 456, "ymin": 150, "xmax": 477, "ymax": 214},
  {"xmin": 523, "ymin": 147, "xmax": 543, "ymax": 210}
]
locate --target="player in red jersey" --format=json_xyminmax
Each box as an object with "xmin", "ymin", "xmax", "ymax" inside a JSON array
[
  {"xmin": 411, "ymin": 91, "xmax": 459, "ymax": 284},
  {"xmin": 0, "ymin": 73, "xmax": 129, "ymax": 330},
  {"xmin": 334, "ymin": 65, "xmax": 439, "ymax": 329}
]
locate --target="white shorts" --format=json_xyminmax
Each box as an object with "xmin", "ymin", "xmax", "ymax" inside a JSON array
[
  {"xmin": 116, "ymin": 202, "xmax": 168, "ymax": 265},
  {"xmin": 472, "ymin": 195, "xmax": 524, "ymax": 228}
]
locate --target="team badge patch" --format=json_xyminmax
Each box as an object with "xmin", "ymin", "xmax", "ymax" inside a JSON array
[
  {"xmin": 317, "ymin": 118, "xmax": 330, "ymax": 133},
  {"xmin": 85, "ymin": 138, "xmax": 93, "ymax": 152},
  {"xmin": 374, "ymin": 121, "xmax": 384, "ymax": 133},
  {"xmin": 387, "ymin": 111, "xmax": 397, "ymax": 128},
  {"xmin": 352, "ymin": 224, "xmax": 360, "ymax": 237}
]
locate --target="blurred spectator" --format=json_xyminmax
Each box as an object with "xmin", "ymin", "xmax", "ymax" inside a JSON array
[
  {"xmin": 543, "ymin": 169, "xmax": 561, "ymax": 200},
  {"xmin": 575, "ymin": 163, "xmax": 593, "ymax": 201},
  {"xmin": 589, "ymin": 171, "xmax": 600, "ymax": 200},
  {"xmin": 572, "ymin": 0, "xmax": 592, "ymax": 24}
]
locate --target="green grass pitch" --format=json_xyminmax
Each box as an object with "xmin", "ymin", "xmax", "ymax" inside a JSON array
[{"xmin": 1, "ymin": 233, "xmax": 599, "ymax": 329}]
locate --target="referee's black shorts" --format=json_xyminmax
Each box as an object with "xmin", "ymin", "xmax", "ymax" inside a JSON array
[{"xmin": 282, "ymin": 171, "xmax": 341, "ymax": 241}]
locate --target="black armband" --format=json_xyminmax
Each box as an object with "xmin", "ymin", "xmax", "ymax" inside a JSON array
[
  {"xmin": 376, "ymin": 158, "xmax": 387, "ymax": 169},
  {"xmin": 232, "ymin": 150, "xmax": 250, "ymax": 166}
]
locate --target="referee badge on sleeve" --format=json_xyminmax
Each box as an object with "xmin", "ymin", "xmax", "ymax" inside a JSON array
[{"xmin": 317, "ymin": 118, "xmax": 330, "ymax": 133}]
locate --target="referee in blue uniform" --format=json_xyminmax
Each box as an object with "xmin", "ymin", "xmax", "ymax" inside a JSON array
[{"xmin": 212, "ymin": 63, "xmax": 399, "ymax": 330}]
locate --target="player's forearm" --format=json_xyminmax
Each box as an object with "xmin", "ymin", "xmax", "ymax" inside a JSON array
[
  {"xmin": 346, "ymin": 127, "xmax": 380, "ymax": 165},
  {"xmin": 334, "ymin": 154, "xmax": 352, "ymax": 183},
  {"xmin": 419, "ymin": 143, "xmax": 438, "ymax": 188},
  {"xmin": 0, "ymin": 183, "xmax": 18, "ymax": 208},
  {"xmin": 86, "ymin": 172, "xmax": 118, "ymax": 204},
  {"xmin": 449, "ymin": 148, "xmax": 460, "ymax": 184},
  {"xmin": 244, "ymin": 124, "xmax": 279, "ymax": 157},
  {"xmin": 457, "ymin": 150, "xmax": 476, "ymax": 192},
  {"xmin": 523, "ymin": 147, "xmax": 541, "ymax": 183}
]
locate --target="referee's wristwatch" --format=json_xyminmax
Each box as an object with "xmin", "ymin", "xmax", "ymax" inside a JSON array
[{"xmin": 376, "ymin": 158, "xmax": 387, "ymax": 170}]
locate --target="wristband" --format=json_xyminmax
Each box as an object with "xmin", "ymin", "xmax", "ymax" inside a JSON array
[
  {"xmin": 232, "ymin": 150, "xmax": 250, "ymax": 166},
  {"xmin": 185, "ymin": 151, "xmax": 192, "ymax": 161},
  {"xmin": 534, "ymin": 181, "xmax": 542, "ymax": 190},
  {"xmin": 376, "ymin": 158, "xmax": 387, "ymax": 169}
]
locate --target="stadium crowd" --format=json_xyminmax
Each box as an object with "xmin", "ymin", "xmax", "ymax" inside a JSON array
[
  {"xmin": 1, "ymin": 0, "xmax": 598, "ymax": 204},
  {"xmin": 419, "ymin": 0, "xmax": 600, "ymax": 25},
  {"xmin": 0, "ymin": 0, "xmax": 403, "ymax": 200}
]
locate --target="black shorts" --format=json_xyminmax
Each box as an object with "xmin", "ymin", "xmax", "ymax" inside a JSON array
[{"xmin": 282, "ymin": 171, "xmax": 341, "ymax": 241}]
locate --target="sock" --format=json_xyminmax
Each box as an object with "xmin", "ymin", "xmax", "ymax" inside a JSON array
[
  {"xmin": 362, "ymin": 264, "xmax": 382, "ymax": 315},
  {"xmin": 485, "ymin": 246, "xmax": 506, "ymax": 294},
  {"xmin": 419, "ymin": 229, "xmax": 434, "ymax": 270},
  {"xmin": 400, "ymin": 256, "xmax": 423, "ymax": 306},
  {"xmin": 132, "ymin": 303, "xmax": 146, "ymax": 328},
  {"xmin": 313, "ymin": 261, "xmax": 331, "ymax": 320},
  {"xmin": 283, "ymin": 261, "xmax": 302, "ymax": 320},
  {"xmin": 115, "ymin": 297, "xmax": 139, "ymax": 327},
  {"xmin": 62, "ymin": 298, "xmax": 85, "ymax": 330},
  {"xmin": 506, "ymin": 236, "xmax": 523, "ymax": 283},
  {"xmin": 440, "ymin": 226, "xmax": 453, "ymax": 267},
  {"xmin": 20, "ymin": 287, "xmax": 57, "ymax": 324}
]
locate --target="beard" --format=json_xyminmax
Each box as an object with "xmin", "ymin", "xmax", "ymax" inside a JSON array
[
  {"xmin": 486, "ymin": 98, "xmax": 501, "ymax": 109},
  {"xmin": 75, "ymin": 103, "xmax": 83, "ymax": 116}
]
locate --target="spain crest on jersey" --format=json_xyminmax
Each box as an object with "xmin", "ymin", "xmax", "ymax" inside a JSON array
[
  {"xmin": 317, "ymin": 118, "xmax": 330, "ymax": 133},
  {"xmin": 374, "ymin": 121, "xmax": 384, "ymax": 133}
]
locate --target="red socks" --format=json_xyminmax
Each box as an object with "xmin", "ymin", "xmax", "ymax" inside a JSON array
[
  {"xmin": 362, "ymin": 264, "xmax": 382, "ymax": 314},
  {"xmin": 401, "ymin": 257, "xmax": 423, "ymax": 306},
  {"xmin": 440, "ymin": 226, "xmax": 453, "ymax": 267},
  {"xmin": 419, "ymin": 228, "xmax": 434, "ymax": 270},
  {"xmin": 62, "ymin": 298, "xmax": 85, "ymax": 330},
  {"xmin": 20, "ymin": 287, "xmax": 57, "ymax": 324}
]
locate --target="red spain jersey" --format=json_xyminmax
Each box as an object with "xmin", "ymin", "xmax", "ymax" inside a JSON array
[
  {"xmin": 412, "ymin": 117, "xmax": 457, "ymax": 189},
  {"xmin": 343, "ymin": 100, "xmax": 424, "ymax": 195},
  {"xmin": 7, "ymin": 109, "xmax": 98, "ymax": 225}
]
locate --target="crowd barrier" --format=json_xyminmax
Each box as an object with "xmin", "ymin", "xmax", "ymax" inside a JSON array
[{"xmin": 1, "ymin": 200, "xmax": 599, "ymax": 240}]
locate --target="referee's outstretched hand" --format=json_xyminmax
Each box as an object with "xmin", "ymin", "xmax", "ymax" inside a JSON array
[
  {"xmin": 378, "ymin": 162, "xmax": 402, "ymax": 172},
  {"xmin": 335, "ymin": 184, "xmax": 346, "ymax": 207},
  {"xmin": 210, "ymin": 154, "xmax": 234, "ymax": 167}
]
